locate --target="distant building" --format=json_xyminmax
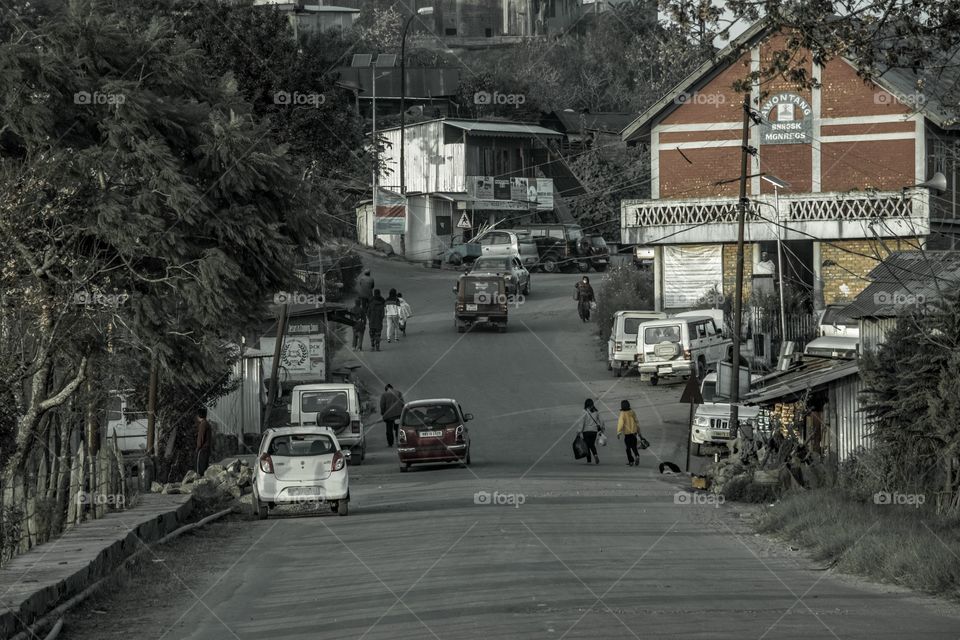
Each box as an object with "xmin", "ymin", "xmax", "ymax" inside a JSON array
[
  {"xmin": 253, "ymin": 1, "xmax": 360, "ymax": 36},
  {"xmin": 541, "ymin": 109, "xmax": 634, "ymax": 154},
  {"xmin": 620, "ymin": 19, "xmax": 960, "ymax": 314},
  {"xmin": 333, "ymin": 66, "xmax": 461, "ymax": 120}
]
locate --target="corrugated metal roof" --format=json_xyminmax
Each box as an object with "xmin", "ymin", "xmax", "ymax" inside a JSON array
[
  {"xmin": 745, "ymin": 358, "xmax": 860, "ymax": 404},
  {"xmin": 549, "ymin": 111, "xmax": 635, "ymax": 134},
  {"xmin": 443, "ymin": 120, "xmax": 564, "ymax": 138},
  {"xmin": 844, "ymin": 251, "xmax": 960, "ymax": 318}
]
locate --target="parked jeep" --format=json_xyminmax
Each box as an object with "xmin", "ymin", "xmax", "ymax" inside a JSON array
[{"xmin": 507, "ymin": 224, "xmax": 608, "ymax": 273}]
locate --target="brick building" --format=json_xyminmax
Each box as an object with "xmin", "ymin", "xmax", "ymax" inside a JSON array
[{"xmin": 620, "ymin": 20, "xmax": 960, "ymax": 314}]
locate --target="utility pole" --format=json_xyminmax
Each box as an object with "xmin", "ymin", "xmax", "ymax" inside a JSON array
[
  {"xmin": 146, "ymin": 351, "xmax": 158, "ymax": 455},
  {"xmin": 729, "ymin": 96, "xmax": 753, "ymax": 433},
  {"xmin": 263, "ymin": 304, "xmax": 289, "ymax": 431}
]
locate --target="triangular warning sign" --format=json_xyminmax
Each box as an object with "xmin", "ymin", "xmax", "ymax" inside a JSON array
[
  {"xmin": 679, "ymin": 371, "xmax": 703, "ymax": 404},
  {"xmin": 456, "ymin": 212, "xmax": 472, "ymax": 229}
]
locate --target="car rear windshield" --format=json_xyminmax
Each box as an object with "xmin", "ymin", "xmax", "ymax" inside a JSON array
[
  {"xmin": 566, "ymin": 226, "xmax": 583, "ymax": 241},
  {"xmin": 644, "ymin": 324, "xmax": 681, "ymax": 344},
  {"xmin": 463, "ymin": 279, "xmax": 499, "ymax": 298},
  {"xmin": 403, "ymin": 404, "xmax": 459, "ymax": 427},
  {"xmin": 474, "ymin": 259, "xmax": 509, "ymax": 271},
  {"xmin": 301, "ymin": 391, "xmax": 349, "ymax": 414},
  {"xmin": 268, "ymin": 434, "xmax": 335, "ymax": 456}
]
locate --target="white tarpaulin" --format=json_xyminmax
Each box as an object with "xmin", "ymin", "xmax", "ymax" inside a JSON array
[{"xmin": 663, "ymin": 245, "xmax": 723, "ymax": 308}]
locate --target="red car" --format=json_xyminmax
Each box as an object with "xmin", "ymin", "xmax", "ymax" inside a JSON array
[{"xmin": 397, "ymin": 399, "xmax": 473, "ymax": 472}]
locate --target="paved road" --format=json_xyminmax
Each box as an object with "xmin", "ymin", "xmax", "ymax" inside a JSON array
[{"xmin": 139, "ymin": 255, "xmax": 960, "ymax": 639}]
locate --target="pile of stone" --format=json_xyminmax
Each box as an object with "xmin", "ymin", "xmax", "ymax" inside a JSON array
[{"xmin": 150, "ymin": 459, "xmax": 254, "ymax": 503}]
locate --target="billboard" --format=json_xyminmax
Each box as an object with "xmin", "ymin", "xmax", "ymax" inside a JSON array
[
  {"xmin": 466, "ymin": 176, "xmax": 553, "ymax": 211},
  {"xmin": 259, "ymin": 334, "xmax": 326, "ymax": 382},
  {"xmin": 374, "ymin": 188, "xmax": 406, "ymax": 234},
  {"xmin": 759, "ymin": 93, "xmax": 813, "ymax": 145}
]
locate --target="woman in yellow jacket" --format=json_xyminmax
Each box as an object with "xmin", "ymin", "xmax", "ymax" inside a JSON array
[{"xmin": 616, "ymin": 400, "xmax": 642, "ymax": 466}]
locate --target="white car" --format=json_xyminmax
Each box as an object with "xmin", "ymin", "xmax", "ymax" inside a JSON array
[
  {"xmin": 691, "ymin": 372, "xmax": 761, "ymax": 455},
  {"xmin": 607, "ymin": 310, "xmax": 667, "ymax": 376},
  {"xmin": 288, "ymin": 383, "xmax": 365, "ymax": 463},
  {"xmin": 468, "ymin": 255, "xmax": 531, "ymax": 296},
  {"xmin": 252, "ymin": 426, "xmax": 350, "ymax": 519}
]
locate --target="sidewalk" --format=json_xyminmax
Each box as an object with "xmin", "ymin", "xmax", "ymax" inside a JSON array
[{"xmin": 0, "ymin": 493, "xmax": 193, "ymax": 638}]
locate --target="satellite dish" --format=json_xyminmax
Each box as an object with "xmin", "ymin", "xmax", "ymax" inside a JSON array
[{"xmin": 919, "ymin": 172, "xmax": 947, "ymax": 193}]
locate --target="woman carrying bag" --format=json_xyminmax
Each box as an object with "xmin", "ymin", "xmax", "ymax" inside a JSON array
[
  {"xmin": 578, "ymin": 399, "xmax": 605, "ymax": 464},
  {"xmin": 616, "ymin": 399, "xmax": 646, "ymax": 466}
]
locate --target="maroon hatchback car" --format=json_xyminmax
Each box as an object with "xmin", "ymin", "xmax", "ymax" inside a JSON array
[{"xmin": 397, "ymin": 399, "xmax": 473, "ymax": 471}]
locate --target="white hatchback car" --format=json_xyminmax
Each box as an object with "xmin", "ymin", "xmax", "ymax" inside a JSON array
[{"xmin": 252, "ymin": 426, "xmax": 350, "ymax": 519}]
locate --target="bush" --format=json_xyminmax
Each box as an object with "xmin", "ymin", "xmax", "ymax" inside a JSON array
[
  {"xmin": 721, "ymin": 476, "xmax": 782, "ymax": 503},
  {"xmin": 594, "ymin": 265, "xmax": 654, "ymax": 343}
]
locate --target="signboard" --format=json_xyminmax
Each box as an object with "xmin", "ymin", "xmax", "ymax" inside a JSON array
[
  {"xmin": 510, "ymin": 177, "xmax": 529, "ymax": 201},
  {"xmin": 493, "ymin": 178, "xmax": 511, "ymax": 200},
  {"xmin": 535, "ymin": 178, "xmax": 553, "ymax": 211},
  {"xmin": 374, "ymin": 188, "xmax": 406, "ymax": 234},
  {"xmin": 465, "ymin": 176, "xmax": 554, "ymax": 211},
  {"xmin": 260, "ymin": 334, "xmax": 326, "ymax": 382},
  {"xmin": 457, "ymin": 212, "xmax": 472, "ymax": 229},
  {"xmin": 663, "ymin": 245, "xmax": 723, "ymax": 308},
  {"xmin": 760, "ymin": 93, "xmax": 813, "ymax": 145},
  {"xmin": 715, "ymin": 362, "xmax": 751, "ymax": 400}
]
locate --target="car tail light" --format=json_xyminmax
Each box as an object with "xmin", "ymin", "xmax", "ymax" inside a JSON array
[
  {"xmin": 398, "ymin": 429, "xmax": 407, "ymax": 444},
  {"xmin": 331, "ymin": 451, "xmax": 345, "ymax": 472},
  {"xmin": 351, "ymin": 419, "xmax": 361, "ymax": 434},
  {"xmin": 635, "ymin": 352, "xmax": 644, "ymax": 363},
  {"xmin": 455, "ymin": 425, "xmax": 465, "ymax": 443},
  {"xmin": 683, "ymin": 349, "xmax": 692, "ymax": 360},
  {"xmin": 456, "ymin": 303, "xmax": 465, "ymax": 311},
  {"xmin": 499, "ymin": 302, "xmax": 507, "ymax": 312},
  {"xmin": 615, "ymin": 341, "xmax": 622, "ymax": 352},
  {"xmin": 259, "ymin": 454, "xmax": 274, "ymax": 474}
]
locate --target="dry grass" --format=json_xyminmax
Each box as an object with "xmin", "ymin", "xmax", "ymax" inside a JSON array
[{"xmin": 759, "ymin": 489, "xmax": 960, "ymax": 598}]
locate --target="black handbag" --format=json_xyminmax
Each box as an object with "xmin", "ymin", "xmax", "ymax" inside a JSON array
[
  {"xmin": 639, "ymin": 435, "xmax": 650, "ymax": 450},
  {"xmin": 573, "ymin": 433, "xmax": 588, "ymax": 459}
]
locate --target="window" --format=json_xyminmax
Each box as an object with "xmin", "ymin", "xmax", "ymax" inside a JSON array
[
  {"xmin": 268, "ymin": 434, "xmax": 335, "ymax": 456},
  {"xmin": 403, "ymin": 404, "xmax": 459, "ymax": 427},
  {"xmin": 645, "ymin": 324, "xmax": 682, "ymax": 344},
  {"xmin": 701, "ymin": 381, "xmax": 717, "ymax": 403},
  {"xmin": 491, "ymin": 233, "xmax": 509, "ymax": 245},
  {"xmin": 301, "ymin": 391, "xmax": 348, "ymax": 414},
  {"xmin": 695, "ymin": 322, "xmax": 708, "ymax": 339},
  {"xmin": 548, "ymin": 229, "xmax": 564, "ymax": 239}
]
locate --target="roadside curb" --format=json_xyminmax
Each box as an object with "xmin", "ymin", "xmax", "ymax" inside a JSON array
[{"xmin": 0, "ymin": 494, "xmax": 203, "ymax": 639}]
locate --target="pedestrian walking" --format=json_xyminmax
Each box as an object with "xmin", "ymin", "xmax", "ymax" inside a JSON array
[
  {"xmin": 367, "ymin": 289, "xmax": 386, "ymax": 351},
  {"xmin": 574, "ymin": 276, "xmax": 595, "ymax": 322},
  {"xmin": 385, "ymin": 288, "xmax": 401, "ymax": 343},
  {"xmin": 351, "ymin": 298, "xmax": 366, "ymax": 350},
  {"xmin": 195, "ymin": 407, "xmax": 212, "ymax": 475},
  {"xmin": 616, "ymin": 400, "xmax": 642, "ymax": 466},
  {"xmin": 397, "ymin": 292, "xmax": 412, "ymax": 337},
  {"xmin": 357, "ymin": 269, "xmax": 374, "ymax": 313},
  {"xmin": 379, "ymin": 384, "xmax": 404, "ymax": 447},
  {"xmin": 578, "ymin": 398, "xmax": 604, "ymax": 464}
]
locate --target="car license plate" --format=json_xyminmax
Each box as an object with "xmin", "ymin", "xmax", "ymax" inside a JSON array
[
  {"xmin": 658, "ymin": 365, "xmax": 673, "ymax": 373},
  {"xmin": 597, "ymin": 258, "xmax": 608, "ymax": 263},
  {"xmin": 420, "ymin": 430, "xmax": 443, "ymax": 437},
  {"xmin": 466, "ymin": 304, "xmax": 478, "ymax": 311},
  {"xmin": 289, "ymin": 487, "xmax": 320, "ymax": 496},
  {"xmin": 476, "ymin": 316, "xmax": 488, "ymax": 322}
]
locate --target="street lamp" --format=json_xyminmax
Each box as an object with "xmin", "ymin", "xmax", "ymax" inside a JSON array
[
  {"xmin": 352, "ymin": 53, "xmax": 395, "ymax": 239},
  {"xmin": 400, "ymin": 6, "xmax": 434, "ymax": 195},
  {"xmin": 761, "ymin": 174, "xmax": 790, "ymax": 344}
]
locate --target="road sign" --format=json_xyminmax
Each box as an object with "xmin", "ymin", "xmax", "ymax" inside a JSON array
[
  {"xmin": 457, "ymin": 212, "xmax": 472, "ymax": 229},
  {"xmin": 679, "ymin": 370, "xmax": 703, "ymax": 404}
]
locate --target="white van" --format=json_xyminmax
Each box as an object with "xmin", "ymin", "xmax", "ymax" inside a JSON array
[
  {"xmin": 607, "ymin": 310, "xmax": 667, "ymax": 377},
  {"xmin": 636, "ymin": 315, "xmax": 731, "ymax": 385},
  {"xmin": 803, "ymin": 336, "xmax": 859, "ymax": 359},
  {"xmin": 289, "ymin": 383, "xmax": 365, "ymax": 463}
]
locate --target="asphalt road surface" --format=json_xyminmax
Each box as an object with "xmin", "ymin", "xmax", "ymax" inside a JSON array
[{"xmin": 88, "ymin": 255, "xmax": 960, "ymax": 639}]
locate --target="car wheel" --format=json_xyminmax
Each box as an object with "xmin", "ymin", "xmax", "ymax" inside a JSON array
[
  {"xmin": 614, "ymin": 364, "xmax": 621, "ymax": 378},
  {"xmin": 541, "ymin": 254, "xmax": 559, "ymax": 273},
  {"xmin": 577, "ymin": 260, "xmax": 590, "ymax": 273},
  {"xmin": 498, "ymin": 324, "xmax": 507, "ymax": 333},
  {"xmin": 255, "ymin": 495, "xmax": 268, "ymax": 520},
  {"xmin": 692, "ymin": 442, "xmax": 701, "ymax": 457},
  {"xmin": 329, "ymin": 501, "xmax": 339, "ymax": 512},
  {"xmin": 400, "ymin": 463, "xmax": 408, "ymax": 472},
  {"xmin": 466, "ymin": 448, "xmax": 471, "ymax": 465},
  {"xmin": 523, "ymin": 280, "xmax": 530, "ymax": 296},
  {"xmin": 338, "ymin": 500, "xmax": 349, "ymax": 516},
  {"xmin": 649, "ymin": 375, "xmax": 659, "ymax": 386}
]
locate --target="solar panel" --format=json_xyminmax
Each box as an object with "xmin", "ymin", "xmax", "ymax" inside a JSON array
[
  {"xmin": 375, "ymin": 54, "xmax": 397, "ymax": 67},
  {"xmin": 350, "ymin": 54, "xmax": 372, "ymax": 68}
]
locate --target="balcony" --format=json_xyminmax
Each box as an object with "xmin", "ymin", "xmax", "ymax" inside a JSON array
[{"xmin": 621, "ymin": 190, "xmax": 930, "ymax": 245}]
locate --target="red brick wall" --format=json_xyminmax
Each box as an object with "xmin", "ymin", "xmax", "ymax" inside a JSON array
[
  {"xmin": 819, "ymin": 139, "xmax": 915, "ymax": 191},
  {"xmin": 820, "ymin": 59, "xmax": 912, "ymax": 119},
  {"xmin": 660, "ymin": 147, "xmax": 742, "ymax": 199}
]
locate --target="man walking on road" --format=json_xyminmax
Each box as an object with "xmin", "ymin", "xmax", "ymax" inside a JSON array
[
  {"xmin": 357, "ymin": 269, "xmax": 374, "ymax": 313},
  {"xmin": 380, "ymin": 384, "xmax": 404, "ymax": 447},
  {"xmin": 195, "ymin": 407, "xmax": 212, "ymax": 475},
  {"xmin": 351, "ymin": 298, "xmax": 366, "ymax": 350},
  {"xmin": 385, "ymin": 288, "xmax": 401, "ymax": 343},
  {"xmin": 368, "ymin": 289, "xmax": 386, "ymax": 351}
]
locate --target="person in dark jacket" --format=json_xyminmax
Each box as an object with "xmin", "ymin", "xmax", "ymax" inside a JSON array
[
  {"xmin": 195, "ymin": 407, "xmax": 212, "ymax": 475},
  {"xmin": 574, "ymin": 276, "xmax": 595, "ymax": 322},
  {"xmin": 379, "ymin": 384, "xmax": 405, "ymax": 446},
  {"xmin": 357, "ymin": 269, "xmax": 374, "ymax": 312},
  {"xmin": 351, "ymin": 298, "xmax": 366, "ymax": 350},
  {"xmin": 367, "ymin": 289, "xmax": 386, "ymax": 351}
]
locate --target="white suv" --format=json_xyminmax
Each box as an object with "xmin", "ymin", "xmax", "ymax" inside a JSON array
[
  {"xmin": 252, "ymin": 427, "xmax": 350, "ymax": 519},
  {"xmin": 691, "ymin": 372, "xmax": 761, "ymax": 455}
]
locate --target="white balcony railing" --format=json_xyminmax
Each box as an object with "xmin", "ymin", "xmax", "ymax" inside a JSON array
[{"xmin": 621, "ymin": 190, "xmax": 929, "ymax": 245}]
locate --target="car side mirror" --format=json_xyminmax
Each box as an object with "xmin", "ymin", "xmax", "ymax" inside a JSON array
[
  {"xmin": 343, "ymin": 449, "xmax": 352, "ymax": 460},
  {"xmin": 464, "ymin": 413, "xmax": 474, "ymax": 421}
]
